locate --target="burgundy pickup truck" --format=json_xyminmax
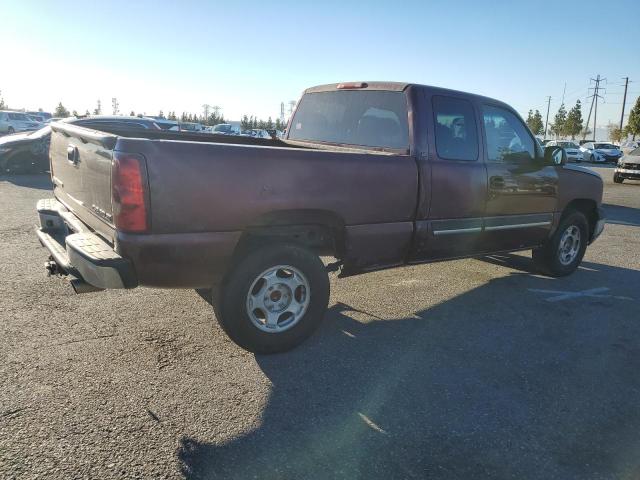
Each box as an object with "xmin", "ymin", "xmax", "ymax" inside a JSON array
[{"xmin": 37, "ymin": 82, "xmax": 604, "ymax": 353}]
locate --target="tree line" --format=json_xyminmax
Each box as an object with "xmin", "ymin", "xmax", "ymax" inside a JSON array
[
  {"xmin": 526, "ymin": 97, "xmax": 640, "ymax": 142},
  {"xmin": 51, "ymin": 100, "xmax": 288, "ymax": 131}
]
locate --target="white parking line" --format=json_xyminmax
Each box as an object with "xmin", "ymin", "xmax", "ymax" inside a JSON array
[{"xmin": 528, "ymin": 287, "xmax": 634, "ymax": 302}]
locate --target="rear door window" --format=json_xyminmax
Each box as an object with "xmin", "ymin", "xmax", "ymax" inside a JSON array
[
  {"xmin": 288, "ymin": 90, "xmax": 409, "ymax": 150},
  {"xmin": 432, "ymin": 96, "xmax": 479, "ymax": 161}
]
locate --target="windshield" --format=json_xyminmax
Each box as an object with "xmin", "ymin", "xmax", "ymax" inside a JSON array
[
  {"xmin": 558, "ymin": 142, "xmax": 578, "ymax": 148},
  {"xmin": 213, "ymin": 124, "xmax": 232, "ymax": 132},
  {"xmin": 631, "ymin": 147, "xmax": 640, "ymax": 156},
  {"xmin": 288, "ymin": 90, "xmax": 409, "ymax": 150},
  {"xmin": 594, "ymin": 143, "xmax": 616, "ymax": 149}
]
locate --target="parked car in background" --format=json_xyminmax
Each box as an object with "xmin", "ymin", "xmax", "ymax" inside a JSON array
[
  {"xmin": 579, "ymin": 142, "xmax": 622, "ymax": 163},
  {"xmin": 212, "ymin": 123, "xmax": 239, "ymax": 135},
  {"xmin": 26, "ymin": 114, "xmax": 46, "ymax": 124},
  {"xmin": 614, "ymin": 147, "xmax": 640, "ymax": 183},
  {"xmin": 249, "ymin": 128, "xmax": 272, "ymax": 139},
  {"xmin": 1, "ymin": 117, "xmax": 161, "ymax": 173},
  {"xmin": 144, "ymin": 116, "xmax": 180, "ymax": 131},
  {"xmin": 0, "ymin": 111, "xmax": 42, "ymax": 134},
  {"xmin": 36, "ymin": 81, "xmax": 604, "ymax": 353},
  {"xmin": 77, "ymin": 116, "xmax": 163, "ymax": 131},
  {"xmin": 27, "ymin": 111, "xmax": 52, "ymax": 121},
  {"xmin": 179, "ymin": 122, "xmax": 204, "ymax": 132},
  {"xmin": 0, "ymin": 127, "xmax": 52, "ymax": 173},
  {"xmin": 620, "ymin": 140, "xmax": 640, "ymax": 155},
  {"xmin": 546, "ymin": 140, "xmax": 583, "ymax": 162}
]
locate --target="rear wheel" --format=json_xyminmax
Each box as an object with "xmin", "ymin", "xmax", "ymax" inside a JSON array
[
  {"xmin": 213, "ymin": 243, "xmax": 330, "ymax": 354},
  {"xmin": 533, "ymin": 210, "xmax": 589, "ymax": 277}
]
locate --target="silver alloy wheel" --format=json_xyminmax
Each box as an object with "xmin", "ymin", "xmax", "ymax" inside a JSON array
[
  {"xmin": 246, "ymin": 265, "xmax": 310, "ymax": 333},
  {"xmin": 558, "ymin": 225, "xmax": 581, "ymax": 266}
]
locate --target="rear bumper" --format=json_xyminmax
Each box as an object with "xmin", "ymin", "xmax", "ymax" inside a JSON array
[{"xmin": 36, "ymin": 198, "xmax": 137, "ymax": 289}]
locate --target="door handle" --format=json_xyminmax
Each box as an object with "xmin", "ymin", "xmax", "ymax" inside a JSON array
[
  {"xmin": 67, "ymin": 145, "xmax": 79, "ymax": 165},
  {"xmin": 490, "ymin": 176, "xmax": 505, "ymax": 188}
]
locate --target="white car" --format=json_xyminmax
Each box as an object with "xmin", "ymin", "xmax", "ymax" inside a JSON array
[
  {"xmin": 0, "ymin": 111, "xmax": 42, "ymax": 135},
  {"xmin": 579, "ymin": 142, "xmax": 623, "ymax": 164},
  {"xmin": 546, "ymin": 140, "xmax": 584, "ymax": 162}
]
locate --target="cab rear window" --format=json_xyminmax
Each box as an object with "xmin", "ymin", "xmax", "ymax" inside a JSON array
[{"xmin": 288, "ymin": 91, "xmax": 409, "ymax": 150}]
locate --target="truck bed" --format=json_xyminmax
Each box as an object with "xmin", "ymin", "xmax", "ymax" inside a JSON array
[{"xmin": 48, "ymin": 122, "xmax": 418, "ymax": 287}]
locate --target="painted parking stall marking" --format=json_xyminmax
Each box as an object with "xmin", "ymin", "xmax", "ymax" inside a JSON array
[{"xmin": 528, "ymin": 287, "xmax": 634, "ymax": 302}]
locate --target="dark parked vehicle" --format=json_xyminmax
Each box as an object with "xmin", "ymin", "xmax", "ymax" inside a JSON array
[
  {"xmin": 36, "ymin": 81, "xmax": 605, "ymax": 353},
  {"xmin": 1, "ymin": 117, "xmax": 162, "ymax": 173},
  {"xmin": 0, "ymin": 127, "xmax": 52, "ymax": 173},
  {"xmin": 614, "ymin": 147, "xmax": 640, "ymax": 183}
]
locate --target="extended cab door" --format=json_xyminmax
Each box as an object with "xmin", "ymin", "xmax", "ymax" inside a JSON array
[
  {"xmin": 410, "ymin": 91, "xmax": 488, "ymax": 261},
  {"xmin": 481, "ymin": 104, "xmax": 558, "ymax": 251}
]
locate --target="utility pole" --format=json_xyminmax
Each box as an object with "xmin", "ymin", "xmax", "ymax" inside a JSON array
[
  {"xmin": 585, "ymin": 75, "xmax": 605, "ymax": 140},
  {"xmin": 544, "ymin": 96, "xmax": 551, "ymax": 140},
  {"xmin": 620, "ymin": 77, "xmax": 629, "ymax": 132}
]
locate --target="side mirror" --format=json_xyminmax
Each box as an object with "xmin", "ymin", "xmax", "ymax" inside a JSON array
[{"xmin": 544, "ymin": 145, "xmax": 566, "ymax": 166}]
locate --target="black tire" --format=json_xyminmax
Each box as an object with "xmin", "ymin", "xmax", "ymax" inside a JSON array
[
  {"xmin": 532, "ymin": 210, "xmax": 589, "ymax": 277},
  {"xmin": 8, "ymin": 127, "xmax": 15, "ymax": 134},
  {"xmin": 613, "ymin": 173, "xmax": 624, "ymax": 184},
  {"xmin": 214, "ymin": 243, "xmax": 329, "ymax": 354}
]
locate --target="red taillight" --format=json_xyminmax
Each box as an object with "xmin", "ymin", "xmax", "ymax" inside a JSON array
[
  {"xmin": 112, "ymin": 152, "xmax": 148, "ymax": 233},
  {"xmin": 336, "ymin": 82, "xmax": 368, "ymax": 89}
]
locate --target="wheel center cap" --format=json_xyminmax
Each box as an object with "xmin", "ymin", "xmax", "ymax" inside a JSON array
[{"xmin": 270, "ymin": 291, "xmax": 282, "ymax": 302}]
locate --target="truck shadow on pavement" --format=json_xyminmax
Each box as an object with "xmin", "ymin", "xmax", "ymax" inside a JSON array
[
  {"xmin": 180, "ymin": 258, "xmax": 640, "ymax": 480},
  {"xmin": 0, "ymin": 173, "xmax": 52, "ymax": 191},
  {"xmin": 601, "ymin": 203, "xmax": 640, "ymax": 227}
]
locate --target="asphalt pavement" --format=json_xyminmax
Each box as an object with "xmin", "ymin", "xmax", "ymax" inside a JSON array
[{"xmin": 1, "ymin": 167, "xmax": 639, "ymax": 479}]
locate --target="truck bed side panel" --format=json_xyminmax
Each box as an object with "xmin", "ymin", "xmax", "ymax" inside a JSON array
[{"xmin": 116, "ymin": 139, "xmax": 418, "ymax": 233}]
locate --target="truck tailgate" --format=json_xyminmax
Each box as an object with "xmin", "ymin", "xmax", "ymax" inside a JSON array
[{"xmin": 49, "ymin": 123, "xmax": 117, "ymax": 241}]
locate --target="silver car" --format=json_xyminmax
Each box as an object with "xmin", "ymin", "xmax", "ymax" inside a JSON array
[
  {"xmin": 0, "ymin": 111, "xmax": 41, "ymax": 135},
  {"xmin": 579, "ymin": 142, "xmax": 623, "ymax": 164},
  {"xmin": 546, "ymin": 140, "xmax": 584, "ymax": 162},
  {"xmin": 614, "ymin": 147, "xmax": 640, "ymax": 183}
]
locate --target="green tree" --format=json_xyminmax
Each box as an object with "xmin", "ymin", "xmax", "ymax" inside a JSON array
[
  {"xmin": 0, "ymin": 90, "xmax": 6, "ymax": 110},
  {"xmin": 167, "ymin": 111, "xmax": 177, "ymax": 121},
  {"xmin": 266, "ymin": 117, "xmax": 274, "ymax": 129},
  {"xmin": 241, "ymin": 115, "xmax": 251, "ymax": 131},
  {"xmin": 526, "ymin": 109, "xmax": 544, "ymax": 136},
  {"xmin": 72, "ymin": 110, "xmax": 79, "ymax": 117},
  {"xmin": 608, "ymin": 123, "xmax": 623, "ymax": 143},
  {"xmin": 54, "ymin": 102, "xmax": 70, "ymax": 117},
  {"xmin": 94, "ymin": 100, "xmax": 101, "ymax": 115},
  {"xmin": 549, "ymin": 103, "xmax": 567, "ymax": 138},
  {"xmin": 84, "ymin": 109, "xmax": 90, "ymax": 116},
  {"xmin": 158, "ymin": 110, "xmax": 165, "ymax": 119},
  {"xmin": 129, "ymin": 110, "xmax": 135, "ymax": 116},
  {"xmin": 564, "ymin": 100, "xmax": 584, "ymax": 140},
  {"xmin": 626, "ymin": 96, "xmax": 640, "ymax": 140}
]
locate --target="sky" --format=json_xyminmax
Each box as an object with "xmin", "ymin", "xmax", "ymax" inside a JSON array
[{"xmin": 1, "ymin": 0, "xmax": 639, "ymax": 130}]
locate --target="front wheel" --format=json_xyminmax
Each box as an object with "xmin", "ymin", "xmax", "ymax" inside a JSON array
[
  {"xmin": 7, "ymin": 127, "xmax": 15, "ymax": 134},
  {"xmin": 533, "ymin": 210, "xmax": 589, "ymax": 277},
  {"xmin": 613, "ymin": 173, "xmax": 624, "ymax": 184},
  {"xmin": 213, "ymin": 243, "xmax": 330, "ymax": 354}
]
